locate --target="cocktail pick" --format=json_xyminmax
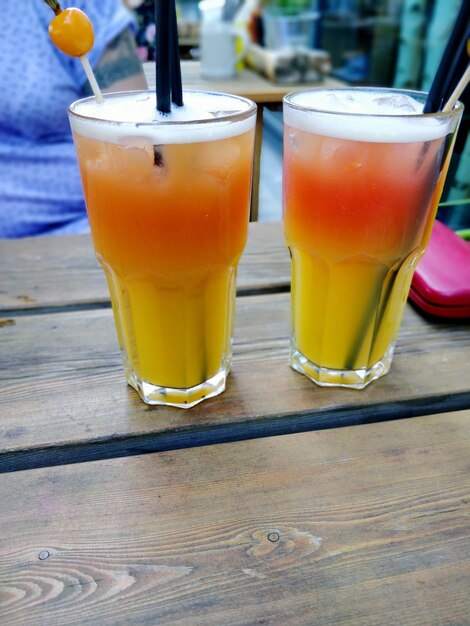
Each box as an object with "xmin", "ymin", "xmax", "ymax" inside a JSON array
[{"xmin": 43, "ymin": 0, "xmax": 104, "ymax": 103}]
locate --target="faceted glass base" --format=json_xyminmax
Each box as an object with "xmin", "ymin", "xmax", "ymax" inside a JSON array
[
  {"xmin": 125, "ymin": 362, "xmax": 229, "ymax": 408},
  {"xmin": 289, "ymin": 343, "xmax": 395, "ymax": 390}
]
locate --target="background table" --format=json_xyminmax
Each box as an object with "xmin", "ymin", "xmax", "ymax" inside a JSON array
[{"xmin": 144, "ymin": 60, "xmax": 344, "ymax": 105}]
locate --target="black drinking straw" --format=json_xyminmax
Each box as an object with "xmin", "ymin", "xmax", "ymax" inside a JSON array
[
  {"xmin": 423, "ymin": 0, "xmax": 470, "ymax": 113},
  {"xmin": 155, "ymin": 0, "xmax": 183, "ymax": 113},
  {"xmin": 170, "ymin": 0, "xmax": 183, "ymax": 107},
  {"xmin": 441, "ymin": 26, "xmax": 470, "ymax": 106}
]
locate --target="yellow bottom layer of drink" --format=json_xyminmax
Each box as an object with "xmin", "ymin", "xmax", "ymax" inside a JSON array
[
  {"xmin": 70, "ymin": 91, "xmax": 256, "ymax": 406},
  {"xmin": 283, "ymin": 89, "xmax": 462, "ymax": 388}
]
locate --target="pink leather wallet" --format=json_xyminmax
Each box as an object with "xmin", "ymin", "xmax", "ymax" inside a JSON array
[{"xmin": 409, "ymin": 220, "xmax": 470, "ymax": 318}]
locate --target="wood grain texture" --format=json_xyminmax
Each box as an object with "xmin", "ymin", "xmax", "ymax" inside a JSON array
[
  {"xmin": 1, "ymin": 291, "xmax": 469, "ymax": 471},
  {"xmin": 1, "ymin": 410, "xmax": 470, "ymax": 625},
  {"xmin": 0, "ymin": 223, "xmax": 289, "ymax": 313}
]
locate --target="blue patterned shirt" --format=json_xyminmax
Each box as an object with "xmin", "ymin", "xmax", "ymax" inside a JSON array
[{"xmin": 0, "ymin": 0, "xmax": 134, "ymax": 237}]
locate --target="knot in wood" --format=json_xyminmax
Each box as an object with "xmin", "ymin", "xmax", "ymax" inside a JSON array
[{"xmin": 38, "ymin": 550, "xmax": 51, "ymax": 560}]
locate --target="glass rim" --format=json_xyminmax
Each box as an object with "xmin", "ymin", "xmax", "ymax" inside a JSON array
[
  {"xmin": 68, "ymin": 89, "xmax": 257, "ymax": 127},
  {"xmin": 283, "ymin": 87, "xmax": 464, "ymax": 119}
]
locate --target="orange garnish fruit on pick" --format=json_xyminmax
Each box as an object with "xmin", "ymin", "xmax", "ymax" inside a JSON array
[
  {"xmin": 48, "ymin": 7, "xmax": 94, "ymax": 57},
  {"xmin": 43, "ymin": 1, "xmax": 103, "ymax": 101}
]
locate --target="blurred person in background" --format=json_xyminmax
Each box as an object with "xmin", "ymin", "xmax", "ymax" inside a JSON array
[
  {"xmin": 124, "ymin": 0, "xmax": 157, "ymax": 61},
  {"xmin": 0, "ymin": 0, "xmax": 147, "ymax": 238}
]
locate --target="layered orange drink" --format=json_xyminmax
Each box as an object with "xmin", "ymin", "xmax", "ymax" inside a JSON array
[
  {"xmin": 69, "ymin": 91, "xmax": 256, "ymax": 407},
  {"xmin": 283, "ymin": 88, "xmax": 463, "ymax": 388}
]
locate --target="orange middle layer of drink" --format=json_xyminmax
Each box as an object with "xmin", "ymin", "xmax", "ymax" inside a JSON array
[
  {"xmin": 73, "ymin": 129, "xmax": 254, "ymax": 390},
  {"xmin": 284, "ymin": 126, "xmax": 451, "ymax": 372}
]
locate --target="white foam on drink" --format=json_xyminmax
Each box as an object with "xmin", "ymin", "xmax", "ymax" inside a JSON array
[
  {"xmin": 284, "ymin": 89, "xmax": 452, "ymax": 143},
  {"xmin": 69, "ymin": 91, "xmax": 256, "ymax": 144}
]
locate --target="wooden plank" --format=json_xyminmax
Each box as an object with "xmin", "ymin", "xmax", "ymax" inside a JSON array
[
  {"xmin": 1, "ymin": 292, "xmax": 469, "ymax": 472},
  {"xmin": 0, "ymin": 222, "xmax": 289, "ymax": 313},
  {"xmin": 1, "ymin": 410, "xmax": 470, "ymax": 625}
]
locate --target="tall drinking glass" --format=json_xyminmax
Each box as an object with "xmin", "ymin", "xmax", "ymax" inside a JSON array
[
  {"xmin": 283, "ymin": 88, "xmax": 463, "ymax": 388},
  {"xmin": 69, "ymin": 91, "xmax": 256, "ymax": 407}
]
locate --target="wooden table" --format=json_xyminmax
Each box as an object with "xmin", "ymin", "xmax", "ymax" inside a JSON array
[
  {"xmin": 143, "ymin": 61, "xmax": 345, "ymax": 221},
  {"xmin": 1, "ymin": 222, "xmax": 470, "ymax": 625}
]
